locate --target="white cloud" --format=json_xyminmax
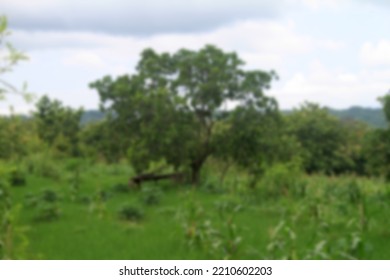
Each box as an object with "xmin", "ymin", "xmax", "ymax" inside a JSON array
[
  {"xmin": 360, "ymin": 40, "xmax": 390, "ymax": 66},
  {"xmin": 3, "ymin": 0, "xmax": 285, "ymax": 35},
  {"xmin": 299, "ymin": 0, "xmax": 349, "ymax": 10},
  {"xmin": 271, "ymin": 59, "xmax": 389, "ymax": 109},
  {"xmin": 12, "ymin": 19, "xmax": 341, "ymax": 74},
  {"xmin": 62, "ymin": 52, "xmax": 105, "ymax": 69}
]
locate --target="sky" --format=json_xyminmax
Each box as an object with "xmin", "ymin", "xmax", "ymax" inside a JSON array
[{"xmin": 1, "ymin": 0, "xmax": 389, "ymax": 114}]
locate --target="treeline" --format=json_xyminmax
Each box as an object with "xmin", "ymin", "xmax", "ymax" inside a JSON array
[
  {"xmin": 81, "ymin": 106, "xmax": 387, "ymax": 128},
  {"xmin": 1, "ymin": 45, "xmax": 390, "ymax": 183}
]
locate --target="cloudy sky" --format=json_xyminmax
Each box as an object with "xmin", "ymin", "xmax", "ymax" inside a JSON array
[{"xmin": 1, "ymin": 0, "xmax": 389, "ymax": 113}]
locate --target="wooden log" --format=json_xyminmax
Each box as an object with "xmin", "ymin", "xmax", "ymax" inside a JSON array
[{"xmin": 129, "ymin": 172, "xmax": 185, "ymax": 188}]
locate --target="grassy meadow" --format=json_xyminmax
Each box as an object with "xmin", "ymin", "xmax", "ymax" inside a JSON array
[{"xmin": 2, "ymin": 156, "xmax": 390, "ymax": 260}]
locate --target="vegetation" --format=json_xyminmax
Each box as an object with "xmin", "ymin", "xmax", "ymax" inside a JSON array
[{"xmin": 1, "ymin": 15, "xmax": 390, "ymax": 259}]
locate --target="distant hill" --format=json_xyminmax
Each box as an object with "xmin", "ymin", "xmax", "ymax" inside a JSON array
[
  {"xmin": 326, "ymin": 106, "xmax": 386, "ymax": 128},
  {"xmin": 81, "ymin": 110, "xmax": 105, "ymax": 124},
  {"xmin": 81, "ymin": 107, "xmax": 387, "ymax": 128}
]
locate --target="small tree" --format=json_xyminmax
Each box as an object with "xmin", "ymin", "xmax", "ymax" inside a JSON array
[
  {"xmin": 34, "ymin": 95, "xmax": 83, "ymax": 156},
  {"xmin": 0, "ymin": 15, "xmax": 30, "ymax": 259},
  {"xmin": 0, "ymin": 16, "xmax": 31, "ymax": 101},
  {"xmin": 287, "ymin": 102, "xmax": 354, "ymax": 174},
  {"xmin": 364, "ymin": 92, "xmax": 390, "ymax": 180}
]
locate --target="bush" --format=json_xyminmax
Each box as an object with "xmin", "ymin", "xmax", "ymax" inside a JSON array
[
  {"xmin": 98, "ymin": 190, "xmax": 111, "ymax": 202},
  {"xmin": 141, "ymin": 187, "xmax": 162, "ymax": 206},
  {"xmin": 78, "ymin": 195, "xmax": 92, "ymax": 204},
  {"xmin": 112, "ymin": 183, "xmax": 130, "ymax": 193},
  {"xmin": 34, "ymin": 203, "xmax": 61, "ymax": 222},
  {"xmin": 21, "ymin": 153, "xmax": 62, "ymax": 180},
  {"xmin": 42, "ymin": 189, "xmax": 58, "ymax": 203},
  {"xmin": 24, "ymin": 193, "xmax": 40, "ymax": 208},
  {"xmin": 118, "ymin": 204, "xmax": 144, "ymax": 222},
  {"xmin": 260, "ymin": 162, "xmax": 304, "ymax": 198},
  {"xmin": 9, "ymin": 168, "xmax": 27, "ymax": 187},
  {"xmin": 200, "ymin": 179, "xmax": 224, "ymax": 194},
  {"xmin": 347, "ymin": 179, "xmax": 362, "ymax": 204}
]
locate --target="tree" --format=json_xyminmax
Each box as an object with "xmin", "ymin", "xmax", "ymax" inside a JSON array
[
  {"xmin": 34, "ymin": 95, "xmax": 83, "ymax": 156},
  {"xmin": 0, "ymin": 15, "xmax": 32, "ymax": 259},
  {"xmin": 364, "ymin": 92, "xmax": 390, "ymax": 180},
  {"xmin": 90, "ymin": 45, "xmax": 278, "ymax": 184},
  {"xmin": 0, "ymin": 15, "xmax": 31, "ymax": 101},
  {"xmin": 80, "ymin": 118, "xmax": 126, "ymax": 162},
  {"xmin": 287, "ymin": 102, "xmax": 358, "ymax": 175}
]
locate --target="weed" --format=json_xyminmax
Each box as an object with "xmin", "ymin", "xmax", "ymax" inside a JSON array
[
  {"xmin": 21, "ymin": 153, "xmax": 62, "ymax": 180},
  {"xmin": 42, "ymin": 189, "xmax": 58, "ymax": 203},
  {"xmin": 112, "ymin": 183, "xmax": 130, "ymax": 193},
  {"xmin": 141, "ymin": 186, "xmax": 162, "ymax": 206},
  {"xmin": 118, "ymin": 204, "xmax": 144, "ymax": 222},
  {"xmin": 34, "ymin": 203, "xmax": 61, "ymax": 222},
  {"xmin": 260, "ymin": 162, "xmax": 303, "ymax": 198},
  {"xmin": 9, "ymin": 168, "xmax": 27, "ymax": 187},
  {"xmin": 266, "ymin": 220, "xmax": 297, "ymax": 259}
]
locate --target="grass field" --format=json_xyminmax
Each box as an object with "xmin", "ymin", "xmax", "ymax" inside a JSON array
[{"xmin": 4, "ymin": 158, "xmax": 390, "ymax": 260}]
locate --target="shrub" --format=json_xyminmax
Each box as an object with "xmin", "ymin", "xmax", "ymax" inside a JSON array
[
  {"xmin": 118, "ymin": 204, "xmax": 144, "ymax": 222},
  {"xmin": 78, "ymin": 195, "xmax": 92, "ymax": 204},
  {"xmin": 21, "ymin": 153, "xmax": 62, "ymax": 180},
  {"xmin": 9, "ymin": 168, "xmax": 27, "ymax": 187},
  {"xmin": 98, "ymin": 190, "xmax": 111, "ymax": 202},
  {"xmin": 260, "ymin": 162, "xmax": 304, "ymax": 198},
  {"xmin": 41, "ymin": 189, "xmax": 58, "ymax": 203},
  {"xmin": 141, "ymin": 187, "xmax": 162, "ymax": 206},
  {"xmin": 34, "ymin": 203, "xmax": 61, "ymax": 222},
  {"xmin": 200, "ymin": 179, "xmax": 224, "ymax": 194},
  {"xmin": 112, "ymin": 183, "xmax": 130, "ymax": 193},
  {"xmin": 347, "ymin": 179, "xmax": 362, "ymax": 204},
  {"xmin": 24, "ymin": 193, "xmax": 40, "ymax": 208}
]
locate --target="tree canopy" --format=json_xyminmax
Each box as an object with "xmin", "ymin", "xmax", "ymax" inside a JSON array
[
  {"xmin": 0, "ymin": 16, "xmax": 31, "ymax": 101},
  {"xmin": 90, "ymin": 45, "xmax": 279, "ymax": 183}
]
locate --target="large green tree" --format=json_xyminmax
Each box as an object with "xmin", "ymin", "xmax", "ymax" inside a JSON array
[
  {"xmin": 364, "ymin": 92, "xmax": 390, "ymax": 179},
  {"xmin": 287, "ymin": 102, "xmax": 362, "ymax": 175},
  {"xmin": 90, "ymin": 45, "xmax": 279, "ymax": 183}
]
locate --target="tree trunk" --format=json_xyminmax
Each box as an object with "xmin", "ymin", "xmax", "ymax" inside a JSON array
[
  {"xmin": 190, "ymin": 156, "xmax": 207, "ymax": 185},
  {"xmin": 130, "ymin": 172, "xmax": 184, "ymax": 188},
  {"xmin": 190, "ymin": 163, "xmax": 201, "ymax": 185}
]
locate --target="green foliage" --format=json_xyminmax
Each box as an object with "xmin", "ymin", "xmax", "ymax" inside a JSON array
[
  {"xmin": 118, "ymin": 204, "xmax": 144, "ymax": 222},
  {"xmin": 363, "ymin": 93, "xmax": 390, "ymax": 180},
  {"xmin": 90, "ymin": 45, "xmax": 278, "ymax": 184},
  {"xmin": 112, "ymin": 183, "xmax": 129, "ymax": 193},
  {"xmin": 141, "ymin": 186, "xmax": 162, "ymax": 206},
  {"xmin": 21, "ymin": 153, "xmax": 62, "ymax": 180},
  {"xmin": 378, "ymin": 92, "xmax": 390, "ymax": 124},
  {"xmin": 9, "ymin": 168, "xmax": 26, "ymax": 187},
  {"xmin": 266, "ymin": 220, "xmax": 298, "ymax": 259},
  {"xmin": 41, "ymin": 189, "xmax": 58, "ymax": 203},
  {"xmin": 215, "ymin": 105, "xmax": 294, "ymax": 181},
  {"xmin": 34, "ymin": 95, "xmax": 83, "ymax": 156},
  {"xmin": 34, "ymin": 203, "xmax": 61, "ymax": 222},
  {"xmin": 22, "ymin": 188, "xmax": 61, "ymax": 223},
  {"xmin": 80, "ymin": 119, "xmax": 125, "ymax": 162},
  {"xmin": 287, "ymin": 103, "xmax": 364, "ymax": 175},
  {"xmin": 0, "ymin": 116, "xmax": 40, "ymax": 160},
  {"xmin": 0, "ymin": 15, "xmax": 32, "ymax": 100},
  {"xmin": 0, "ymin": 175, "xmax": 11, "ymax": 259},
  {"xmin": 180, "ymin": 196, "xmax": 243, "ymax": 259},
  {"xmin": 259, "ymin": 162, "xmax": 304, "ymax": 197},
  {"xmin": 0, "ymin": 163, "xmax": 30, "ymax": 259}
]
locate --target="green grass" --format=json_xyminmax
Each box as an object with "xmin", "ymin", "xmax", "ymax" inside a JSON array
[{"xmin": 6, "ymin": 161, "xmax": 390, "ymax": 260}]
